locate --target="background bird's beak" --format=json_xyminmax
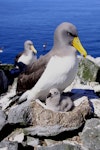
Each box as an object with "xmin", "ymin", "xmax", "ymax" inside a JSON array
[
  {"xmin": 72, "ymin": 37, "xmax": 87, "ymax": 57},
  {"xmin": 30, "ymin": 45, "xmax": 37, "ymax": 54}
]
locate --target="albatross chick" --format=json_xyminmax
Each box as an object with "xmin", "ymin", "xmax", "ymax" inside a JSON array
[{"xmin": 46, "ymin": 88, "xmax": 73, "ymax": 112}]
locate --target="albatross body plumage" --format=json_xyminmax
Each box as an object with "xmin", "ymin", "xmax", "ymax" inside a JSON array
[{"xmin": 17, "ymin": 22, "xmax": 87, "ymax": 103}]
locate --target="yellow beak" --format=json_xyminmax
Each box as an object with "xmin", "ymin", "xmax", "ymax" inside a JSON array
[
  {"xmin": 72, "ymin": 37, "xmax": 87, "ymax": 57},
  {"xmin": 30, "ymin": 45, "xmax": 37, "ymax": 54}
]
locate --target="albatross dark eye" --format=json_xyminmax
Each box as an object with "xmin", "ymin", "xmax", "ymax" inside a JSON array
[
  {"xmin": 29, "ymin": 43, "xmax": 32, "ymax": 46},
  {"xmin": 67, "ymin": 32, "xmax": 75, "ymax": 37}
]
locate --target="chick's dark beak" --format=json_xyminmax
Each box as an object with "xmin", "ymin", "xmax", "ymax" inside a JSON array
[{"xmin": 46, "ymin": 93, "xmax": 51, "ymax": 98}]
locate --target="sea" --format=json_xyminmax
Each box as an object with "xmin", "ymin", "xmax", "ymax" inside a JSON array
[{"xmin": 0, "ymin": 0, "xmax": 100, "ymax": 64}]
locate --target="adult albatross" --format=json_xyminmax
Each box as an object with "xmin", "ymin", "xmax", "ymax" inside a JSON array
[
  {"xmin": 17, "ymin": 22, "xmax": 87, "ymax": 103},
  {"xmin": 6, "ymin": 40, "xmax": 37, "ymax": 84},
  {"xmin": 15, "ymin": 40, "xmax": 37, "ymax": 67}
]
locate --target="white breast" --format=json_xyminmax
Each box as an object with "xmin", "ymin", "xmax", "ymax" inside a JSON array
[
  {"xmin": 18, "ymin": 53, "xmax": 36, "ymax": 65},
  {"xmin": 30, "ymin": 55, "xmax": 78, "ymax": 101}
]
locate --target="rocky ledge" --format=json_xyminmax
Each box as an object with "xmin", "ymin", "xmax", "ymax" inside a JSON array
[{"xmin": 0, "ymin": 55, "xmax": 100, "ymax": 150}]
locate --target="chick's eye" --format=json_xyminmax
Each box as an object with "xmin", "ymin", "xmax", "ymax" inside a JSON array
[{"xmin": 54, "ymin": 92, "xmax": 58, "ymax": 95}]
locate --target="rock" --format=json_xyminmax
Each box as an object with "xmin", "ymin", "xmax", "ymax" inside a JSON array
[
  {"xmin": 27, "ymin": 136, "xmax": 39, "ymax": 147},
  {"xmin": 95, "ymin": 57, "xmax": 100, "ymax": 67},
  {"xmin": 86, "ymin": 55, "xmax": 96, "ymax": 64},
  {"xmin": 0, "ymin": 110, "xmax": 7, "ymax": 131},
  {"xmin": 90, "ymin": 99, "xmax": 100, "ymax": 118},
  {"xmin": 87, "ymin": 55, "xmax": 100, "ymax": 67},
  {"xmin": 12, "ymin": 133, "xmax": 24, "ymax": 143},
  {"xmin": 4, "ymin": 129, "xmax": 24, "ymax": 143},
  {"xmin": 44, "ymin": 139, "xmax": 62, "ymax": 146},
  {"xmin": 93, "ymin": 85, "xmax": 100, "ymax": 93},
  {"xmin": 89, "ymin": 82, "xmax": 100, "ymax": 97},
  {"xmin": 0, "ymin": 147, "xmax": 8, "ymax": 150},
  {"xmin": 23, "ymin": 98, "xmax": 92, "ymax": 137},
  {"xmin": 80, "ymin": 118, "xmax": 100, "ymax": 150},
  {"xmin": 8, "ymin": 102, "xmax": 33, "ymax": 126},
  {"xmin": 0, "ymin": 141, "xmax": 18, "ymax": 150},
  {"xmin": 34, "ymin": 141, "xmax": 87, "ymax": 150},
  {"xmin": 78, "ymin": 57, "xmax": 100, "ymax": 83},
  {"xmin": 73, "ymin": 96, "xmax": 89, "ymax": 107}
]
